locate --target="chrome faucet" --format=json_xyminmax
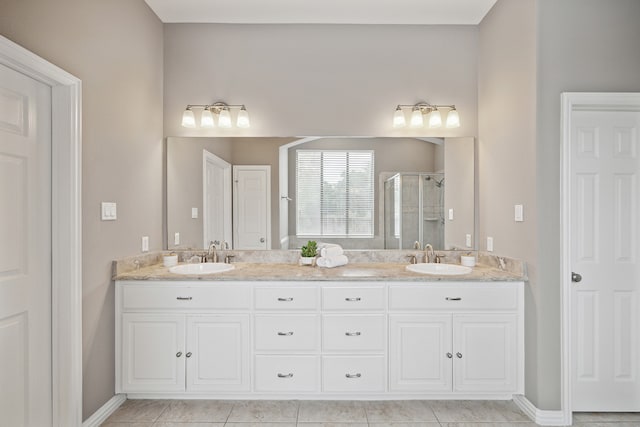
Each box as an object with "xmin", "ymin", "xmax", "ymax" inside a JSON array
[
  {"xmin": 207, "ymin": 241, "xmax": 218, "ymax": 263},
  {"xmin": 413, "ymin": 241, "xmax": 422, "ymax": 250},
  {"xmin": 424, "ymin": 243, "xmax": 435, "ymax": 263}
]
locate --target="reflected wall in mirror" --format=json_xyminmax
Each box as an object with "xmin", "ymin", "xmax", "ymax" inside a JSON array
[{"xmin": 166, "ymin": 137, "xmax": 475, "ymax": 251}]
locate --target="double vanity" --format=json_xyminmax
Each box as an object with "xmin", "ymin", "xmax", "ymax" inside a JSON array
[{"xmin": 114, "ymin": 251, "xmax": 525, "ymax": 401}]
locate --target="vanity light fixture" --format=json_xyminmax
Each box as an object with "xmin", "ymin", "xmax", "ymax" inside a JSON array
[
  {"xmin": 392, "ymin": 102, "xmax": 460, "ymax": 129},
  {"xmin": 181, "ymin": 102, "xmax": 250, "ymax": 129}
]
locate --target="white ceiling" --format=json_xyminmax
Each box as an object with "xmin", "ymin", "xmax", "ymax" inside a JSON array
[{"xmin": 145, "ymin": 0, "xmax": 497, "ymax": 25}]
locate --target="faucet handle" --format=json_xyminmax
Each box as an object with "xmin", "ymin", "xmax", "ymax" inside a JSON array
[
  {"xmin": 406, "ymin": 254, "xmax": 418, "ymax": 264},
  {"xmin": 435, "ymin": 254, "xmax": 444, "ymax": 264}
]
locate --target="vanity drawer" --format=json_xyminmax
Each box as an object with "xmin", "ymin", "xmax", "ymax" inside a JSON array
[
  {"xmin": 254, "ymin": 355, "xmax": 319, "ymax": 392},
  {"xmin": 254, "ymin": 315, "xmax": 319, "ymax": 351},
  {"xmin": 322, "ymin": 315, "xmax": 386, "ymax": 352},
  {"xmin": 322, "ymin": 356, "xmax": 385, "ymax": 392},
  {"xmin": 121, "ymin": 285, "xmax": 250, "ymax": 310},
  {"xmin": 322, "ymin": 286, "xmax": 385, "ymax": 311},
  {"xmin": 254, "ymin": 286, "xmax": 318, "ymax": 310},
  {"xmin": 389, "ymin": 284, "xmax": 518, "ymax": 311}
]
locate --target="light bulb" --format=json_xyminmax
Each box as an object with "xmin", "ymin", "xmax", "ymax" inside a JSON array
[
  {"xmin": 446, "ymin": 108, "xmax": 460, "ymax": 128},
  {"xmin": 410, "ymin": 107, "xmax": 424, "ymax": 128},
  {"xmin": 393, "ymin": 107, "xmax": 406, "ymax": 128},
  {"xmin": 428, "ymin": 109, "xmax": 442, "ymax": 128},
  {"xmin": 200, "ymin": 107, "xmax": 214, "ymax": 128},
  {"xmin": 218, "ymin": 108, "xmax": 232, "ymax": 128},
  {"xmin": 236, "ymin": 106, "xmax": 250, "ymax": 128},
  {"xmin": 181, "ymin": 108, "xmax": 196, "ymax": 128}
]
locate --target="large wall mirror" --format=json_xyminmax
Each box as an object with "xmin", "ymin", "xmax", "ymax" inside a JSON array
[{"xmin": 166, "ymin": 137, "xmax": 476, "ymax": 251}]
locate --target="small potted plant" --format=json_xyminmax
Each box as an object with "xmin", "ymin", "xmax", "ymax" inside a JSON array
[{"xmin": 300, "ymin": 240, "xmax": 318, "ymax": 266}]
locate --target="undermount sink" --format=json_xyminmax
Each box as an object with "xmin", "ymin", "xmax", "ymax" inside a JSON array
[
  {"xmin": 406, "ymin": 263, "xmax": 472, "ymax": 276},
  {"xmin": 169, "ymin": 262, "xmax": 235, "ymax": 275}
]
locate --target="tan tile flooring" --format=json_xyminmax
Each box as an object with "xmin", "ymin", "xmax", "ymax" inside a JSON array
[{"xmin": 102, "ymin": 399, "xmax": 640, "ymax": 427}]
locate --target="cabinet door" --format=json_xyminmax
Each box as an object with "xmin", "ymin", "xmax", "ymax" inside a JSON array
[
  {"xmin": 389, "ymin": 315, "xmax": 452, "ymax": 391},
  {"xmin": 186, "ymin": 315, "xmax": 250, "ymax": 391},
  {"xmin": 121, "ymin": 313, "xmax": 185, "ymax": 392},
  {"xmin": 453, "ymin": 314, "xmax": 517, "ymax": 392}
]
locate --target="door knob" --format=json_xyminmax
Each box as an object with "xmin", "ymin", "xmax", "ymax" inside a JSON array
[
  {"xmin": 571, "ymin": 272, "xmax": 582, "ymax": 283},
  {"xmin": 260, "ymin": 237, "xmax": 265, "ymax": 243}
]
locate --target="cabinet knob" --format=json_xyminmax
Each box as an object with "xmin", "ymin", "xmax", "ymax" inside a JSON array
[
  {"xmin": 345, "ymin": 331, "xmax": 361, "ymax": 336},
  {"xmin": 176, "ymin": 352, "xmax": 182, "ymax": 358},
  {"xmin": 345, "ymin": 297, "xmax": 361, "ymax": 302},
  {"xmin": 456, "ymin": 352, "xmax": 463, "ymax": 358},
  {"xmin": 186, "ymin": 352, "xmax": 192, "ymax": 358},
  {"xmin": 345, "ymin": 373, "xmax": 362, "ymax": 379},
  {"xmin": 277, "ymin": 373, "xmax": 293, "ymax": 378},
  {"xmin": 446, "ymin": 352, "xmax": 453, "ymax": 358},
  {"xmin": 277, "ymin": 331, "xmax": 294, "ymax": 336}
]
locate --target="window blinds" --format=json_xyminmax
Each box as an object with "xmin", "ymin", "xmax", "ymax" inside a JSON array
[{"xmin": 296, "ymin": 150, "xmax": 374, "ymax": 237}]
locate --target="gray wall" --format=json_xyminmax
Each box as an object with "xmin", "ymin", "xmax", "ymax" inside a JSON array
[
  {"xmin": 534, "ymin": 0, "xmax": 640, "ymax": 409},
  {"xmin": 444, "ymin": 137, "xmax": 475, "ymax": 250},
  {"xmin": 479, "ymin": 0, "xmax": 640, "ymax": 410},
  {"xmin": 478, "ymin": 0, "xmax": 539, "ymax": 407},
  {"xmin": 164, "ymin": 24, "xmax": 478, "ymax": 138},
  {"xmin": 0, "ymin": 0, "xmax": 164, "ymax": 419}
]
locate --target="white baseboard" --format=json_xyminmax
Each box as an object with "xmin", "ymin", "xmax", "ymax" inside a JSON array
[
  {"xmin": 82, "ymin": 394, "xmax": 126, "ymax": 427},
  {"xmin": 513, "ymin": 394, "xmax": 568, "ymax": 426}
]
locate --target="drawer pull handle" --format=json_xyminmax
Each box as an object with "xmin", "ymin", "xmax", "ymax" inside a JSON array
[
  {"xmin": 345, "ymin": 331, "xmax": 361, "ymax": 336},
  {"xmin": 186, "ymin": 352, "xmax": 192, "ymax": 358},
  {"xmin": 345, "ymin": 373, "xmax": 361, "ymax": 379},
  {"xmin": 176, "ymin": 296, "xmax": 193, "ymax": 301},
  {"xmin": 345, "ymin": 297, "xmax": 361, "ymax": 302},
  {"xmin": 456, "ymin": 352, "xmax": 463, "ymax": 358},
  {"xmin": 277, "ymin": 373, "xmax": 294, "ymax": 378},
  {"xmin": 277, "ymin": 297, "xmax": 294, "ymax": 302},
  {"xmin": 176, "ymin": 352, "xmax": 182, "ymax": 358},
  {"xmin": 277, "ymin": 331, "xmax": 294, "ymax": 336},
  {"xmin": 446, "ymin": 352, "xmax": 453, "ymax": 358},
  {"xmin": 445, "ymin": 297, "xmax": 462, "ymax": 301}
]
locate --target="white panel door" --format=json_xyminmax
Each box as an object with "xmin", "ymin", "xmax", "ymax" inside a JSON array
[
  {"xmin": 121, "ymin": 314, "xmax": 186, "ymax": 392},
  {"xmin": 186, "ymin": 315, "xmax": 249, "ymax": 391},
  {"xmin": 389, "ymin": 315, "xmax": 452, "ymax": 392},
  {"xmin": 571, "ymin": 110, "xmax": 640, "ymax": 410},
  {"xmin": 453, "ymin": 314, "xmax": 517, "ymax": 393},
  {"xmin": 0, "ymin": 64, "xmax": 51, "ymax": 426},
  {"xmin": 233, "ymin": 165, "xmax": 271, "ymax": 249},
  {"xmin": 203, "ymin": 150, "xmax": 232, "ymax": 249}
]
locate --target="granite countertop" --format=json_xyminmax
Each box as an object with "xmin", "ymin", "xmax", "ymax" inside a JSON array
[{"xmin": 114, "ymin": 261, "xmax": 525, "ymax": 282}]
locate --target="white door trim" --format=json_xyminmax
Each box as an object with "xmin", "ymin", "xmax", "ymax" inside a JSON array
[
  {"xmin": 0, "ymin": 36, "xmax": 82, "ymax": 426},
  {"xmin": 560, "ymin": 92, "xmax": 640, "ymax": 426}
]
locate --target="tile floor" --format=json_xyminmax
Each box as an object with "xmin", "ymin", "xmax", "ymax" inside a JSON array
[{"xmin": 101, "ymin": 399, "xmax": 640, "ymax": 427}]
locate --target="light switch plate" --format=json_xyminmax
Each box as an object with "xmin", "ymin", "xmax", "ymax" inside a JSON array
[
  {"xmin": 487, "ymin": 236, "xmax": 494, "ymax": 252},
  {"xmin": 191, "ymin": 207, "xmax": 198, "ymax": 219},
  {"xmin": 515, "ymin": 204, "xmax": 524, "ymax": 222},
  {"xmin": 141, "ymin": 236, "xmax": 149, "ymax": 252},
  {"xmin": 174, "ymin": 232, "xmax": 180, "ymax": 245},
  {"xmin": 101, "ymin": 202, "xmax": 117, "ymax": 221},
  {"xmin": 465, "ymin": 234, "xmax": 472, "ymax": 248},
  {"xmin": 448, "ymin": 208, "xmax": 454, "ymax": 220}
]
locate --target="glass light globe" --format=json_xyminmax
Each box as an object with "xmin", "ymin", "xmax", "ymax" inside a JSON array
[
  {"xmin": 446, "ymin": 108, "xmax": 460, "ymax": 128},
  {"xmin": 393, "ymin": 107, "xmax": 406, "ymax": 128},
  {"xmin": 181, "ymin": 108, "xmax": 196, "ymax": 128},
  {"xmin": 410, "ymin": 108, "xmax": 424, "ymax": 128},
  {"xmin": 218, "ymin": 108, "xmax": 232, "ymax": 128},
  {"xmin": 200, "ymin": 108, "xmax": 214, "ymax": 128},
  {"xmin": 236, "ymin": 107, "xmax": 250, "ymax": 128},
  {"xmin": 428, "ymin": 109, "xmax": 442, "ymax": 128}
]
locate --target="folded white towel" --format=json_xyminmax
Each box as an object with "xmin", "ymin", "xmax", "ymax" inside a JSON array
[
  {"xmin": 318, "ymin": 243, "xmax": 344, "ymax": 258},
  {"xmin": 316, "ymin": 254, "xmax": 349, "ymax": 268}
]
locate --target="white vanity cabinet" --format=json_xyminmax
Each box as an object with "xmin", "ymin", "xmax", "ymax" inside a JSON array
[
  {"xmin": 116, "ymin": 282, "xmax": 251, "ymax": 394},
  {"xmin": 388, "ymin": 283, "xmax": 524, "ymax": 396},
  {"xmin": 115, "ymin": 279, "xmax": 524, "ymax": 399}
]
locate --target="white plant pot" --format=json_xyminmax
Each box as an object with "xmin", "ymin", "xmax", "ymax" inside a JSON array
[{"xmin": 300, "ymin": 256, "xmax": 315, "ymax": 266}]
